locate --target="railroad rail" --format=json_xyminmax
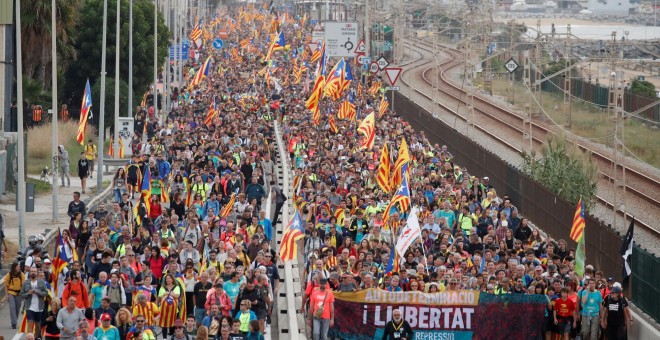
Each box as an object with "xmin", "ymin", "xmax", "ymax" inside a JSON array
[{"xmin": 398, "ymin": 39, "xmax": 660, "ymax": 238}]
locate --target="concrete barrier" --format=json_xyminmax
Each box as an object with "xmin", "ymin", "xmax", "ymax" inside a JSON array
[{"xmin": 273, "ymin": 120, "xmax": 306, "ymax": 339}]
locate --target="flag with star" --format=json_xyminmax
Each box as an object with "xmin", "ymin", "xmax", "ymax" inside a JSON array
[
  {"xmin": 383, "ymin": 163, "xmax": 411, "ymax": 224},
  {"xmin": 279, "ymin": 209, "xmax": 306, "ymax": 262}
]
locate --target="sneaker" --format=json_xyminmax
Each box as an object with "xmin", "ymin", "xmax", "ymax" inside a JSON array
[
  {"xmin": 82, "ymin": 190, "xmax": 86, "ymax": 194},
  {"xmin": 11, "ymin": 325, "xmax": 16, "ymax": 329}
]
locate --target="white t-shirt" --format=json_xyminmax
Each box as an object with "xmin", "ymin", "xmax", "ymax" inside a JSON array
[{"xmin": 29, "ymin": 280, "xmax": 40, "ymax": 312}]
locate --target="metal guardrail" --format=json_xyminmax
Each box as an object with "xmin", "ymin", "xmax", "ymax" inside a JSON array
[
  {"xmin": 0, "ymin": 182, "xmax": 114, "ymax": 308},
  {"xmin": 273, "ymin": 120, "xmax": 306, "ymax": 339}
]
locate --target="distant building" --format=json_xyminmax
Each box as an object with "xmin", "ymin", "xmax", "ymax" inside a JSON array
[{"xmin": 585, "ymin": 0, "xmax": 636, "ymax": 15}]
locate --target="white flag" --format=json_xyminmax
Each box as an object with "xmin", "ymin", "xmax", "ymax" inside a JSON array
[{"xmin": 396, "ymin": 207, "xmax": 421, "ymax": 258}]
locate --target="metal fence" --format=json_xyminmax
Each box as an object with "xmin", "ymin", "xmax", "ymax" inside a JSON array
[
  {"xmin": 392, "ymin": 91, "xmax": 625, "ymax": 280},
  {"xmin": 632, "ymin": 246, "xmax": 660, "ymax": 323}
]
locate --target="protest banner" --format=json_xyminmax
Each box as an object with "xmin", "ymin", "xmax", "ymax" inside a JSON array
[{"xmin": 329, "ymin": 289, "xmax": 547, "ymax": 340}]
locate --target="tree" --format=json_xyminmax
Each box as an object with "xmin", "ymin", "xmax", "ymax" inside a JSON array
[
  {"xmin": 91, "ymin": 77, "xmax": 129, "ymax": 130},
  {"xmin": 21, "ymin": 0, "xmax": 81, "ymax": 86},
  {"xmin": 629, "ymin": 79, "xmax": 658, "ymax": 99},
  {"xmin": 64, "ymin": 0, "xmax": 170, "ymax": 126},
  {"xmin": 522, "ymin": 135, "xmax": 598, "ymax": 208}
]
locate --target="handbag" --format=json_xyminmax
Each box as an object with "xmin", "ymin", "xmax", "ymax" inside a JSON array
[{"xmin": 313, "ymin": 291, "xmax": 328, "ymax": 319}]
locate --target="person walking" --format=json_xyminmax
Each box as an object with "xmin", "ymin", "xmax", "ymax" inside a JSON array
[
  {"xmin": 58, "ymin": 145, "xmax": 71, "ymax": 187},
  {"xmin": 578, "ymin": 278, "xmax": 602, "ymax": 340},
  {"xmin": 382, "ymin": 309, "xmax": 414, "ymax": 340},
  {"xmin": 270, "ymin": 181, "xmax": 286, "ymax": 225},
  {"xmin": 56, "ymin": 296, "xmax": 86, "ymax": 340},
  {"xmin": 5, "ymin": 262, "xmax": 25, "ymax": 329},
  {"xmin": 84, "ymin": 139, "xmax": 97, "ymax": 179},
  {"xmin": 77, "ymin": 152, "xmax": 90, "ymax": 194},
  {"xmin": 309, "ymin": 277, "xmax": 334, "ymax": 340},
  {"xmin": 601, "ymin": 286, "xmax": 632, "ymax": 340},
  {"xmin": 20, "ymin": 267, "xmax": 49, "ymax": 338}
]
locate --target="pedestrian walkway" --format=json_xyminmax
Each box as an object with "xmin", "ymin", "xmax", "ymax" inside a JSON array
[{"xmin": 0, "ymin": 169, "xmax": 116, "ymax": 339}]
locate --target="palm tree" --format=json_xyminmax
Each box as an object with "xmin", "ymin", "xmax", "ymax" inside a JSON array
[{"xmin": 21, "ymin": 0, "xmax": 81, "ymax": 87}]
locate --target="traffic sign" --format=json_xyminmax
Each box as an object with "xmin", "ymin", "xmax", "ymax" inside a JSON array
[
  {"xmin": 218, "ymin": 29, "xmax": 229, "ymax": 40},
  {"xmin": 169, "ymin": 44, "xmax": 189, "ymax": 60},
  {"xmin": 384, "ymin": 67, "xmax": 403, "ymax": 86},
  {"xmin": 504, "ymin": 58, "xmax": 519, "ymax": 73},
  {"xmin": 385, "ymin": 86, "xmax": 400, "ymax": 91},
  {"xmin": 362, "ymin": 57, "xmax": 372, "ymax": 71},
  {"xmin": 307, "ymin": 43, "xmax": 318, "ymax": 52},
  {"xmin": 369, "ymin": 62, "xmax": 379, "ymax": 74},
  {"xmin": 354, "ymin": 39, "xmax": 366, "ymax": 53},
  {"xmin": 376, "ymin": 56, "xmax": 389, "ymax": 71},
  {"xmin": 356, "ymin": 53, "xmax": 367, "ymax": 65},
  {"xmin": 212, "ymin": 39, "xmax": 224, "ymax": 50}
]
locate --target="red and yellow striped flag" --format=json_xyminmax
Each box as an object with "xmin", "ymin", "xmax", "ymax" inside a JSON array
[
  {"xmin": 570, "ymin": 198, "xmax": 586, "ymax": 242},
  {"xmin": 357, "ymin": 112, "xmax": 375, "ymax": 150},
  {"xmin": 378, "ymin": 95, "xmax": 389, "ymax": 117},
  {"xmin": 328, "ymin": 114, "xmax": 338, "ymax": 133},
  {"xmin": 368, "ymin": 81, "xmax": 381, "ymax": 96},
  {"xmin": 377, "ymin": 143, "xmax": 392, "ymax": 193},
  {"xmin": 220, "ymin": 193, "xmax": 236, "ymax": 217}
]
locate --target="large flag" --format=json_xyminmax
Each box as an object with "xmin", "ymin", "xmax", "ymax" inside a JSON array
[
  {"xmin": 190, "ymin": 20, "xmax": 203, "ymax": 48},
  {"xmin": 328, "ymin": 114, "xmax": 338, "ymax": 133},
  {"xmin": 390, "ymin": 138, "xmax": 410, "ymax": 190},
  {"xmin": 357, "ymin": 112, "xmax": 375, "ymax": 149},
  {"xmin": 395, "ymin": 207, "xmax": 421, "ymax": 258},
  {"xmin": 323, "ymin": 58, "xmax": 351, "ymax": 100},
  {"xmin": 377, "ymin": 143, "xmax": 392, "ymax": 193},
  {"xmin": 383, "ymin": 163, "xmax": 411, "ymax": 224},
  {"xmin": 620, "ymin": 218, "xmax": 635, "ymax": 288},
  {"xmin": 51, "ymin": 228, "xmax": 70, "ymax": 293},
  {"xmin": 76, "ymin": 79, "xmax": 92, "ymax": 145},
  {"xmin": 570, "ymin": 198, "xmax": 586, "ymax": 242},
  {"xmin": 205, "ymin": 97, "xmax": 218, "ymax": 126},
  {"xmin": 188, "ymin": 56, "xmax": 212, "ymax": 90},
  {"xmin": 378, "ymin": 95, "xmax": 389, "ymax": 117},
  {"xmin": 280, "ymin": 209, "xmax": 306, "ymax": 262},
  {"xmin": 265, "ymin": 31, "xmax": 286, "ymax": 61}
]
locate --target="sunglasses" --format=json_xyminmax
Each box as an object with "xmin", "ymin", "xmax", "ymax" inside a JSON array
[{"xmin": 136, "ymin": 320, "xmax": 145, "ymax": 323}]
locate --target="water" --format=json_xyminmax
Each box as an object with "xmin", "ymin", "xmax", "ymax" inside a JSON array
[{"xmin": 533, "ymin": 25, "xmax": 660, "ymax": 40}]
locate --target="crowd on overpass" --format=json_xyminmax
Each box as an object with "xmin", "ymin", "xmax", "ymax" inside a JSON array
[{"xmin": 2, "ymin": 2, "xmax": 633, "ymax": 340}]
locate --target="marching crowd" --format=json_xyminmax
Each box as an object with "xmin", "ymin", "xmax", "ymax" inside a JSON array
[{"xmin": 2, "ymin": 3, "xmax": 633, "ymax": 340}]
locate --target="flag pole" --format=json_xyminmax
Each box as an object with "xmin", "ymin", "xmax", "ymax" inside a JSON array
[
  {"xmin": 128, "ymin": 0, "xmax": 134, "ymax": 123},
  {"xmin": 97, "ymin": 0, "xmax": 109, "ymax": 192},
  {"xmin": 51, "ymin": 0, "xmax": 59, "ymax": 222},
  {"xmin": 113, "ymin": 0, "xmax": 122, "ymax": 159}
]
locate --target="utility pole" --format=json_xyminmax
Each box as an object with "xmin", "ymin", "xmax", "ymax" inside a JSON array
[
  {"xmin": 365, "ymin": 0, "xmax": 370, "ymax": 57},
  {"xmin": 609, "ymin": 31, "xmax": 626, "ymax": 229},
  {"xmin": 164, "ymin": 0, "xmax": 170, "ymax": 115},
  {"xmin": 128, "ymin": 0, "xmax": 134, "ymax": 120},
  {"xmin": 97, "ymin": 0, "xmax": 108, "ymax": 191},
  {"xmin": 16, "ymin": 0, "xmax": 26, "ymax": 250},
  {"xmin": 534, "ymin": 19, "xmax": 542, "ymax": 114},
  {"xmin": 153, "ymin": 0, "xmax": 159, "ymax": 128},
  {"xmin": 113, "ymin": 0, "xmax": 121, "ymax": 159},
  {"xmin": 509, "ymin": 20, "xmax": 515, "ymax": 105},
  {"xmin": 563, "ymin": 24, "xmax": 572, "ymax": 128},
  {"xmin": 51, "ymin": 0, "xmax": 59, "ymax": 222}
]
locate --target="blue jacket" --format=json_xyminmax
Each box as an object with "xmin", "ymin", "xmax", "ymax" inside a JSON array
[
  {"xmin": 245, "ymin": 183, "xmax": 266, "ymax": 201},
  {"xmin": 202, "ymin": 198, "xmax": 221, "ymax": 219},
  {"xmin": 157, "ymin": 159, "xmax": 171, "ymax": 180}
]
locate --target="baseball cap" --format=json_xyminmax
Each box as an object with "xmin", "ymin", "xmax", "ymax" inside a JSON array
[
  {"xmin": 174, "ymin": 319, "xmax": 184, "ymax": 327},
  {"xmin": 319, "ymin": 278, "xmax": 328, "ymax": 284},
  {"xmin": 607, "ymin": 277, "xmax": 614, "ymax": 282},
  {"xmin": 611, "ymin": 286, "xmax": 622, "ymax": 293},
  {"xmin": 43, "ymin": 259, "xmax": 51, "ymax": 264},
  {"xmin": 100, "ymin": 313, "xmax": 112, "ymax": 321}
]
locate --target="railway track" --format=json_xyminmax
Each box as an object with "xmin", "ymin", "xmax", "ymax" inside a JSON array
[{"xmin": 399, "ymin": 39, "xmax": 660, "ymax": 237}]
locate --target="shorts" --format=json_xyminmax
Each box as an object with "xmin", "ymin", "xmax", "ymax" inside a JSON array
[
  {"xmin": 78, "ymin": 173, "xmax": 87, "ymax": 179},
  {"xmin": 26, "ymin": 310, "xmax": 41, "ymax": 321},
  {"xmin": 557, "ymin": 316, "xmax": 573, "ymax": 334},
  {"xmin": 257, "ymin": 309, "xmax": 268, "ymax": 320},
  {"xmin": 128, "ymin": 176, "xmax": 138, "ymax": 186},
  {"xmin": 194, "ymin": 306, "xmax": 207, "ymax": 324}
]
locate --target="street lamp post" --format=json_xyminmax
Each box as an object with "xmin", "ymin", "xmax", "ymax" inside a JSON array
[
  {"xmin": 114, "ymin": 0, "xmax": 121, "ymax": 159},
  {"xmin": 51, "ymin": 0, "xmax": 59, "ymax": 222},
  {"xmin": 97, "ymin": 0, "xmax": 109, "ymax": 191},
  {"xmin": 128, "ymin": 0, "xmax": 134, "ymax": 120}
]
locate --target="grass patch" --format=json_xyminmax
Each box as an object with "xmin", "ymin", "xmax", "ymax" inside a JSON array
[
  {"xmin": 488, "ymin": 79, "xmax": 660, "ymax": 168},
  {"xmin": 27, "ymin": 121, "xmax": 98, "ymax": 174},
  {"xmin": 27, "ymin": 177, "xmax": 52, "ymax": 195}
]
